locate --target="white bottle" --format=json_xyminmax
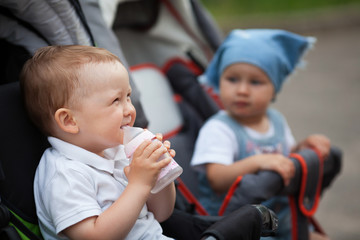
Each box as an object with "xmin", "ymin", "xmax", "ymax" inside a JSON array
[{"xmin": 123, "ymin": 126, "xmax": 183, "ymax": 193}]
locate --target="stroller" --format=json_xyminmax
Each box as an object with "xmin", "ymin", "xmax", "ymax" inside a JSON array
[{"xmin": 0, "ymin": 0, "xmax": 278, "ymax": 239}]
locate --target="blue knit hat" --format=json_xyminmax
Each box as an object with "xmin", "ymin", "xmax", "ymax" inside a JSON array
[{"xmin": 202, "ymin": 29, "xmax": 315, "ymax": 94}]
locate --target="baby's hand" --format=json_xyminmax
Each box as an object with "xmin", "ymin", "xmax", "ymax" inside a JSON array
[
  {"xmin": 297, "ymin": 134, "xmax": 331, "ymax": 160},
  {"xmin": 155, "ymin": 133, "xmax": 176, "ymax": 158},
  {"xmin": 258, "ymin": 154, "xmax": 295, "ymax": 186},
  {"xmin": 126, "ymin": 139, "xmax": 171, "ymax": 190}
]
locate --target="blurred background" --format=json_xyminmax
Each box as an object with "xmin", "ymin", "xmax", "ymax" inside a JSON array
[
  {"xmin": 201, "ymin": 0, "xmax": 360, "ymax": 34},
  {"xmin": 201, "ymin": 1, "xmax": 360, "ymax": 239}
]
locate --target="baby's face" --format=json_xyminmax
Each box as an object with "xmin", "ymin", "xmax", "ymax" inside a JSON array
[
  {"xmin": 219, "ymin": 63, "xmax": 274, "ymax": 123},
  {"xmin": 72, "ymin": 61, "xmax": 136, "ymax": 155}
]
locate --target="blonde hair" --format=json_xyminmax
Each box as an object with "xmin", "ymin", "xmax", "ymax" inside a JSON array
[{"xmin": 20, "ymin": 45, "xmax": 122, "ymax": 136}]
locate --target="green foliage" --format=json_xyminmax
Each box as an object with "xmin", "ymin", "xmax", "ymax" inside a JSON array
[{"xmin": 201, "ymin": 0, "xmax": 360, "ymax": 17}]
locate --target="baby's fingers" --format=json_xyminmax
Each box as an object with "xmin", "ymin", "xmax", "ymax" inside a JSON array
[
  {"xmin": 163, "ymin": 140, "xmax": 176, "ymax": 158},
  {"xmin": 156, "ymin": 155, "xmax": 172, "ymax": 169},
  {"xmin": 316, "ymin": 139, "xmax": 331, "ymax": 159},
  {"xmin": 163, "ymin": 140, "xmax": 171, "ymax": 149},
  {"xmin": 168, "ymin": 149, "xmax": 176, "ymax": 158},
  {"xmin": 155, "ymin": 133, "xmax": 163, "ymax": 142},
  {"xmin": 280, "ymin": 161, "xmax": 295, "ymax": 186},
  {"xmin": 135, "ymin": 140, "xmax": 163, "ymax": 160},
  {"xmin": 306, "ymin": 134, "xmax": 331, "ymax": 159}
]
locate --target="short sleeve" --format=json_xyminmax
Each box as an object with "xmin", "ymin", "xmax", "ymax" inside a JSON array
[
  {"xmin": 191, "ymin": 119, "xmax": 238, "ymax": 172},
  {"xmin": 43, "ymin": 165, "xmax": 102, "ymax": 234}
]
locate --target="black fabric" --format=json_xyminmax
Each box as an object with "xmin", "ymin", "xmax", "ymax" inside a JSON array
[
  {"xmin": 112, "ymin": 0, "xmax": 160, "ymax": 31},
  {"xmin": 0, "ymin": 204, "xmax": 42, "ymax": 240},
  {"xmin": 161, "ymin": 208, "xmax": 222, "ymax": 240},
  {"xmin": 252, "ymin": 205, "xmax": 278, "ymax": 237},
  {"xmin": 294, "ymin": 149, "xmax": 322, "ymax": 212},
  {"xmin": 0, "ymin": 203, "xmax": 11, "ymax": 228},
  {"xmin": 288, "ymin": 149, "xmax": 322, "ymax": 240},
  {"xmin": 222, "ymin": 147, "xmax": 341, "ymax": 240},
  {"xmin": 201, "ymin": 205, "xmax": 262, "ymax": 240},
  {"xmin": 0, "ymin": 226, "xmax": 22, "ymax": 240},
  {"xmin": 290, "ymin": 196, "xmax": 310, "ymax": 240},
  {"xmin": 0, "ymin": 40, "xmax": 31, "ymax": 85},
  {"xmin": 223, "ymin": 147, "xmax": 342, "ymax": 215},
  {"xmin": 0, "ymin": 82, "xmax": 49, "ymax": 223},
  {"xmin": 321, "ymin": 146, "xmax": 342, "ymax": 191},
  {"xmin": 162, "ymin": 205, "xmax": 267, "ymax": 240},
  {"xmin": 225, "ymin": 171, "xmax": 284, "ymax": 214},
  {"xmin": 166, "ymin": 62, "xmax": 219, "ymax": 122},
  {"xmin": 173, "ymin": 180, "xmax": 198, "ymax": 214}
]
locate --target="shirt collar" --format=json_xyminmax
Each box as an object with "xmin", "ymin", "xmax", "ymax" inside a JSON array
[{"xmin": 48, "ymin": 137, "xmax": 127, "ymax": 174}]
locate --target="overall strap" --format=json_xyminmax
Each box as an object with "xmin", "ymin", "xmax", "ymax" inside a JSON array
[
  {"xmin": 212, "ymin": 109, "xmax": 288, "ymax": 160},
  {"xmin": 210, "ymin": 112, "xmax": 247, "ymax": 160}
]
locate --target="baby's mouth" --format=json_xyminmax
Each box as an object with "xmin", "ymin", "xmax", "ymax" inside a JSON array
[
  {"xmin": 235, "ymin": 101, "xmax": 249, "ymax": 107},
  {"xmin": 121, "ymin": 124, "xmax": 130, "ymax": 130}
]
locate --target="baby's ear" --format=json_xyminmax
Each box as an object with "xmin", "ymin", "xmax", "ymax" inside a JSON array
[{"xmin": 54, "ymin": 108, "xmax": 79, "ymax": 134}]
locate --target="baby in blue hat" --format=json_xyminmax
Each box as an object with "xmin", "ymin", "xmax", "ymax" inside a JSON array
[
  {"xmin": 191, "ymin": 29, "xmax": 331, "ymax": 240},
  {"xmin": 203, "ymin": 29, "xmax": 316, "ymax": 94}
]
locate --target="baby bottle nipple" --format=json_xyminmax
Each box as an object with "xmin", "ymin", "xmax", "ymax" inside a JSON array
[{"xmin": 123, "ymin": 126, "xmax": 183, "ymax": 193}]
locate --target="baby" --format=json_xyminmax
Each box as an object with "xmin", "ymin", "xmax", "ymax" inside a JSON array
[
  {"xmin": 20, "ymin": 45, "xmax": 176, "ymax": 239},
  {"xmin": 191, "ymin": 29, "xmax": 330, "ymax": 240}
]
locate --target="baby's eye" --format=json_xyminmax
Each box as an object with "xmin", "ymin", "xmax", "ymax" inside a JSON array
[
  {"xmin": 127, "ymin": 92, "xmax": 132, "ymax": 101},
  {"xmin": 226, "ymin": 76, "xmax": 238, "ymax": 83},
  {"xmin": 113, "ymin": 98, "xmax": 120, "ymax": 104},
  {"xmin": 250, "ymin": 79, "xmax": 262, "ymax": 85}
]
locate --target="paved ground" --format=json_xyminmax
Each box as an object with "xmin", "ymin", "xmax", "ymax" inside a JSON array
[{"xmin": 271, "ymin": 26, "xmax": 360, "ymax": 239}]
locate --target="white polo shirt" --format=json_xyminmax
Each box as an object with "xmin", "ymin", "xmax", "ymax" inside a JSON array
[{"xmin": 34, "ymin": 137, "xmax": 172, "ymax": 240}]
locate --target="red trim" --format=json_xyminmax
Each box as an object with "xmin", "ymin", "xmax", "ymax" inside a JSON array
[
  {"xmin": 290, "ymin": 153, "xmax": 309, "ymax": 215},
  {"xmin": 162, "ymin": 58, "xmax": 222, "ymax": 110},
  {"xmin": 310, "ymin": 147, "xmax": 324, "ymax": 216},
  {"xmin": 162, "ymin": 58, "xmax": 223, "ymax": 110},
  {"xmin": 202, "ymin": 85, "xmax": 224, "ymax": 109},
  {"xmin": 176, "ymin": 177, "xmax": 209, "ymax": 216},
  {"xmin": 309, "ymin": 148, "xmax": 324, "ymax": 216},
  {"xmin": 130, "ymin": 63, "xmax": 183, "ymax": 105},
  {"xmin": 173, "ymin": 94, "xmax": 183, "ymax": 103},
  {"xmin": 289, "ymin": 196, "xmax": 298, "ymax": 240},
  {"xmin": 218, "ymin": 176, "xmax": 243, "ymax": 216},
  {"xmin": 289, "ymin": 149, "xmax": 326, "ymax": 239},
  {"xmin": 130, "ymin": 63, "xmax": 160, "ymax": 72},
  {"xmin": 162, "ymin": 57, "xmax": 203, "ymax": 76},
  {"xmin": 309, "ymin": 216, "xmax": 327, "ymax": 236},
  {"xmin": 290, "ymin": 150, "xmax": 324, "ymax": 217},
  {"xmin": 163, "ymin": 125, "xmax": 183, "ymax": 140}
]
